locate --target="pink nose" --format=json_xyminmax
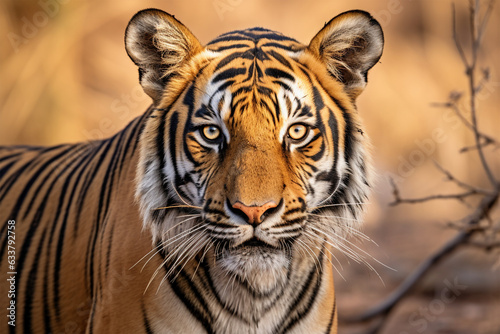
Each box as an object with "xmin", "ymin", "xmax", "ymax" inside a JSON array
[{"xmin": 232, "ymin": 201, "xmax": 278, "ymax": 225}]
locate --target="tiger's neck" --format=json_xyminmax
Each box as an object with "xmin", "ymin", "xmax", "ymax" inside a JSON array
[{"xmin": 153, "ymin": 243, "xmax": 337, "ymax": 334}]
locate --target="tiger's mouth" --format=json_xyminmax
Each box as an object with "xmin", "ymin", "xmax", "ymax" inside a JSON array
[
  {"xmin": 215, "ymin": 237, "xmax": 281, "ymax": 259},
  {"xmin": 215, "ymin": 235, "xmax": 295, "ymax": 265},
  {"xmin": 236, "ymin": 238, "xmax": 276, "ymax": 249}
]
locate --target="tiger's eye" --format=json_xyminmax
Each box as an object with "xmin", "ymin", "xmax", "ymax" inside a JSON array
[
  {"xmin": 288, "ymin": 124, "xmax": 308, "ymax": 141},
  {"xmin": 202, "ymin": 125, "xmax": 221, "ymax": 141}
]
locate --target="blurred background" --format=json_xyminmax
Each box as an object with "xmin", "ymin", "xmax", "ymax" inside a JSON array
[{"xmin": 1, "ymin": 0, "xmax": 499, "ymax": 332}]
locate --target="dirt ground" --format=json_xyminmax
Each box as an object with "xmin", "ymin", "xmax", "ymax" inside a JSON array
[{"xmin": 335, "ymin": 216, "xmax": 500, "ymax": 334}]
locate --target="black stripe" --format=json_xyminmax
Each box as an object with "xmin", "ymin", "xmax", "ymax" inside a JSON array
[
  {"xmin": 261, "ymin": 42, "xmax": 303, "ymax": 52},
  {"xmin": 4, "ymin": 146, "xmax": 73, "ymax": 216},
  {"xmin": 312, "ymin": 86, "xmax": 325, "ymax": 111},
  {"xmin": 142, "ymin": 302, "xmax": 154, "ymax": 334},
  {"xmin": 14, "ymin": 148, "xmax": 76, "ymax": 310},
  {"xmin": 23, "ymin": 229, "xmax": 47, "ymax": 333},
  {"xmin": 45, "ymin": 148, "xmax": 90, "ymax": 323},
  {"xmin": 43, "ymin": 235, "xmax": 54, "ymax": 334},
  {"xmin": 215, "ymin": 51, "xmax": 254, "ymax": 71},
  {"xmin": 130, "ymin": 108, "xmax": 153, "ymax": 154},
  {"xmin": 81, "ymin": 140, "xmax": 113, "ymax": 294},
  {"xmin": 208, "ymin": 35, "xmax": 255, "ymax": 45},
  {"xmin": 72, "ymin": 147, "xmax": 101, "ymax": 238},
  {"xmin": 327, "ymin": 108, "xmax": 340, "ymax": 193},
  {"xmin": 168, "ymin": 111, "xmax": 180, "ymax": 179},
  {"xmin": 276, "ymin": 249, "xmax": 324, "ymax": 334},
  {"xmin": 267, "ymin": 50, "xmax": 293, "ymax": 70},
  {"xmin": 210, "ymin": 43, "xmax": 251, "ymax": 52},
  {"xmin": 157, "ymin": 107, "xmax": 171, "ymax": 197},
  {"xmin": 325, "ymin": 299, "xmax": 336, "ymax": 334},
  {"xmin": 0, "ymin": 151, "xmax": 23, "ymax": 164},
  {"xmin": 273, "ymin": 80, "xmax": 293, "ymax": 93},
  {"xmin": 159, "ymin": 247, "xmax": 215, "ymax": 334},
  {"xmin": 212, "ymin": 67, "xmax": 247, "ymax": 83},
  {"xmin": 194, "ymin": 104, "xmax": 215, "ymax": 120},
  {"xmin": 105, "ymin": 224, "xmax": 115, "ymax": 278},
  {"xmin": 259, "ymin": 99, "xmax": 276, "ymax": 126},
  {"xmin": 238, "ymin": 30, "xmax": 299, "ymax": 42},
  {"xmin": 23, "ymin": 146, "xmax": 88, "ymax": 220},
  {"xmin": 265, "ymin": 68, "xmax": 295, "ymax": 82}
]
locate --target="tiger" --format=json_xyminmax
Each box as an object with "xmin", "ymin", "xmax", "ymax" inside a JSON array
[{"xmin": 0, "ymin": 8, "xmax": 383, "ymax": 334}]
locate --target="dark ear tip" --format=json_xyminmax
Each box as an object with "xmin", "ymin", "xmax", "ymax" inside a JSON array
[
  {"xmin": 331, "ymin": 10, "xmax": 383, "ymax": 34},
  {"xmin": 128, "ymin": 8, "xmax": 170, "ymax": 22}
]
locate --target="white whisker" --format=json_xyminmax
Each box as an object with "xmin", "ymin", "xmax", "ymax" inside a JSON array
[
  {"xmin": 307, "ymin": 225, "xmax": 394, "ymax": 285},
  {"xmin": 308, "ymin": 212, "xmax": 360, "ymax": 223},
  {"xmin": 153, "ymin": 204, "xmax": 202, "ymax": 211},
  {"xmin": 142, "ymin": 224, "xmax": 207, "ymax": 293},
  {"xmin": 318, "ymin": 178, "xmax": 342, "ymax": 206},
  {"xmin": 296, "ymin": 238, "xmax": 322, "ymax": 276},
  {"xmin": 140, "ymin": 221, "xmax": 203, "ymax": 272},
  {"xmin": 191, "ymin": 242, "xmax": 213, "ymax": 281},
  {"xmin": 130, "ymin": 216, "xmax": 201, "ymax": 270},
  {"xmin": 311, "ymin": 202, "xmax": 370, "ymax": 211}
]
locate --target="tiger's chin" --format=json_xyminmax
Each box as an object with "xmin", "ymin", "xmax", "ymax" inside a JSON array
[{"xmin": 213, "ymin": 239, "xmax": 291, "ymax": 296}]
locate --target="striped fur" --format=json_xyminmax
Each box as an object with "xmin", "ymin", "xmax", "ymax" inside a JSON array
[{"xmin": 0, "ymin": 9, "xmax": 383, "ymax": 334}]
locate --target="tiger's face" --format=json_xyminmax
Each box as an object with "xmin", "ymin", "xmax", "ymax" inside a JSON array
[{"xmin": 127, "ymin": 10, "xmax": 383, "ymax": 294}]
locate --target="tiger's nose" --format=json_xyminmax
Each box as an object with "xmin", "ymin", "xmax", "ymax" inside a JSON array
[{"xmin": 231, "ymin": 201, "xmax": 278, "ymax": 226}]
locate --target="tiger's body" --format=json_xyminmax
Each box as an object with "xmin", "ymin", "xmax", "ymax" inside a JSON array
[{"xmin": 0, "ymin": 9, "xmax": 383, "ymax": 334}]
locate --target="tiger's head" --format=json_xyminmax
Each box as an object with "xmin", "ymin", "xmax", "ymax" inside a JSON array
[{"xmin": 126, "ymin": 9, "xmax": 383, "ymax": 294}]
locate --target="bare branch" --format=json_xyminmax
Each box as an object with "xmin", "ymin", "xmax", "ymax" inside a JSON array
[
  {"xmin": 432, "ymin": 160, "xmax": 492, "ymax": 195},
  {"xmin": 431, "ymin": 101, "xmax": 498, "ymax": 148},
  {"xmin": 459, "ymin": 139, "xmax": 499, "ymax": 153},
  {"xmin": 467, "ymin": 0, "xmax": 498, "ymax": 187},
  {"xmin": 466, "ymin": 240, "xmax": 500, "ymax": 250},
  {"xmin": 477, "ymin": 1, "xmax": 495, "ymax": 44},
  {"xmin": 341, "ymin": 191, "xmax": 499, "ymax": 324},
  {"xmin": 389, "ymin": 178, "xmax": 481, "ymax": 206},
  {"xmin": 452, "ymin": 3, "xmax": 469, "ymax": 68}
]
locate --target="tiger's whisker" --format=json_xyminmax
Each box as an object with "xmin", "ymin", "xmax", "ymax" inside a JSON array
[
  {"xmin": 296, "ymin": 239, "xmax": 322, "ymax": 276},
  {"xmin": 308, "ymin": 212, "xmax": 360, "ymax": 222},
  {"xmin": 147, "ymin": 229, "xmax": 205, "ymax": 294},
  {"xmin": 317, "ymin": 178, "xmax": 342, "ymax": 206},
  {"xmin": 161, "ymin": 233, "xmax": 209, "ymax": 290},
  {"xmin": 171, "ymin": 179, "xmax": 197, "ymax": 207},
  {"xmin": 310, "ymin": 202, "xmax": 370, "ymax": 211},
  {"xmin": 191, "ymin": 242, "xmax": 213, "ymax": 281},
  {"xmin": 308, "ymin": 226, "xmax": 393, "ymax": 284},
  {"xmin": 130, "ymin": 216, "xmax": 202, "ymax": 270},
  {"xmin": 140, "ymin": 223, "xmax": 205, "ymax": 274},
  {"xmin": 303, "ymin": 231, "xmax": 345, "ymax": 272},
  {"xmin": 166, "ymin": 232, "xmax": 208, "ymax": 281},
  {"xmin": 153, "ymin": 204, "xmax": 202, "ymax": 211}
]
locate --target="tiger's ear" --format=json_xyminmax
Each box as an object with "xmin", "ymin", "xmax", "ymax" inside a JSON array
[
  {"xmin": 125, "ymin": 9, "xmax": 203, "ymax": 103},
  {"xmin": 308, "ymin": 10, "xmax": 384, "ymax": 100}
]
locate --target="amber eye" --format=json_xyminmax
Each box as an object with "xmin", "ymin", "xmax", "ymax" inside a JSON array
[
  {"xmin": 201, "ymin": 125, "xmax": 221, "ymax": 142},
  {"xmin": 288, "ymin": 124, "xmax": 309, "ymax": 141}
]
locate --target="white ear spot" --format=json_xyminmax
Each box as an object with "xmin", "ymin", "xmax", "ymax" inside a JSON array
[
  {"xmin": 308, "ymin": 10, "xmax": 384, "ymax": 99},
  {"xmin": 124, "ymin": 9, "xmax": 202, "ymax": 103}
]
